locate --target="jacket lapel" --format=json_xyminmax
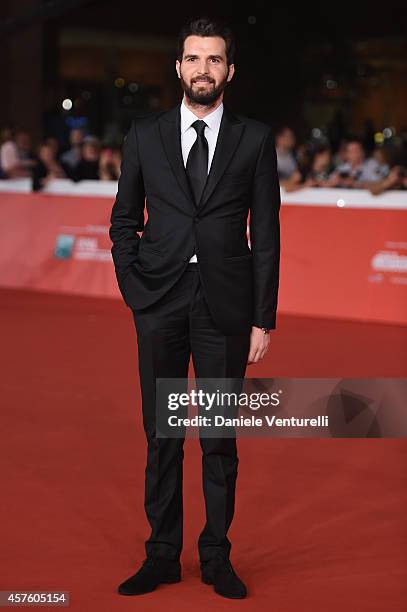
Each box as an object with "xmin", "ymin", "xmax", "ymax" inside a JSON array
[
  {"xmin": 158, "ymin": 103, "xmax": 245, "ymax": 212},
  {"xmin": 198, "ymin": 105, "xmax": 245, "ymax": 210},
  {"xmin": 158, "ymin": 105, "xmax": 195, "ymax": 204}
]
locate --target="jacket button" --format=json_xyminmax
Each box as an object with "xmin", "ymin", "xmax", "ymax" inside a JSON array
[{"xmin": 194, "ymin": 217, "xmax": 200, "ymax": 223}]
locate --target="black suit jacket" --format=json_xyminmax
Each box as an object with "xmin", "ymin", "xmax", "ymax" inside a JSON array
[{"xmin": 109, "ymin": 103, "xmax": 280, "ymax": 335}]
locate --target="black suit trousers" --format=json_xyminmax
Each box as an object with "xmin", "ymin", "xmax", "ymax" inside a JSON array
[{"xmin": 131, "ymin": 262, "xmax": 251, "ymax": 562}]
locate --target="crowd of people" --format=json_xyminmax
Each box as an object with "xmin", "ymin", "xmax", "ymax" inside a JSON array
[
  {"xmin": 0, "ymin": 126, "xmax": 122, "ymax": 191},
  {"xmin": 276, "ymin": 126, "xmax": 407, "ymax": 195},
  {"xmin": 1, "ymin": 123, "xmax": 406, "ymax": 196}
]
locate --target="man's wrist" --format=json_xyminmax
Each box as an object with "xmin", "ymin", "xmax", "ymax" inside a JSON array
[
  {"xmin": 252, "ymin": 324, "xmax": 273, "ymax": 334},
  {"xmin": 252, "ymin": 319, "xmax": 276, "ymax": 332}
]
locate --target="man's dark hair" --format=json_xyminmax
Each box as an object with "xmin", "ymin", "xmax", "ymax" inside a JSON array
[
  {"xmin": 313, "ymin": 144, "xmax": 331, "ymax": 155},
  {"xmin": 275, "ymin": 125, "xmax": 295, "ymax": 138},
  {"xmin": 177, "ymin": 16, "xmax": 236, "ymax": 66},
  {"xmin": 346, "ymin": 136, "xmax": 364, "ymax": 147}
]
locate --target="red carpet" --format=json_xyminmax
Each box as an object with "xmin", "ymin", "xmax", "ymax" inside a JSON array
[{"xmin": 1, "ymin": 288, "xmax": 406, "ymax": 611}]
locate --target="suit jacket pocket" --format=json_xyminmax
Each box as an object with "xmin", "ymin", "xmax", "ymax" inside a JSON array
[
  {"xmin": 222, "ymin": 170, "xmax": 253, "ymax": 184},
  {"xmin": 139, "ymin": 243, "xmax": 164, "ymax": 257},
  {"xmin": 224, "ymin": 252, "xmax": 252, "ymax": 261}
]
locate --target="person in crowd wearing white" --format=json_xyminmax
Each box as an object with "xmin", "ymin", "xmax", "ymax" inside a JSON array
[
  {"xmin": 275, "ymin": 126, "xmax": 298, "ymax": 184},
  {"xmin": 325, "ymin": 139, "xmax": 383, "ymax": 188}
]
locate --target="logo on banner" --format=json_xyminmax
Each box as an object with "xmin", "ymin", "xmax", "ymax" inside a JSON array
[
  {"xmin": 54, "ymin": 234, "xmax": 75, "ymax": 259},
  {"xmin": 372, "ymin": 251, "xmax": 407, "ymax": 272},
  {"xmin": 54, "ymin": 225, "xmax": 112, "ymax": 262},
  {"xmin": 369, "ymin": 242, "xmax": 407, "ymax": 285}
]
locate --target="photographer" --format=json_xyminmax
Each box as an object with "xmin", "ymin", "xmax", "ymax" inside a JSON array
[{"xmin": 325, "ymin": 139, "xmax": 384, "ymax": 188}]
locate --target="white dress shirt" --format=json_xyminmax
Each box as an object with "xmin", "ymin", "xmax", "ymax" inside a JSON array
[{"xmin": 180, "ymin": 100, "xmax": 223, "ymax": 262}]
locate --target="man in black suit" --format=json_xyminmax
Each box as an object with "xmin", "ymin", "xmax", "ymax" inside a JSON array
[{"xmin": 109, "ymin": 16, "xmax": 280, "ymax": 599}]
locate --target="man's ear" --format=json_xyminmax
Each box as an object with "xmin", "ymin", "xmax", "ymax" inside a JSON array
[
  {"xmin": 227, "ymin": 63, "xmax": 235, "ymax": 82},
  {"xmin": 175, "ymin": 59, "xmax": 181, "ymax": 79}
]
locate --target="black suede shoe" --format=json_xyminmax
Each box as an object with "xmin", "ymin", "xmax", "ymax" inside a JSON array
[
  {"xmin": 200, "ymin": 555, "xmax": 247, "ymax": 599},
  {"xmin": 118, "ymin": 557, "xmax": 181, "ymax": 596}
]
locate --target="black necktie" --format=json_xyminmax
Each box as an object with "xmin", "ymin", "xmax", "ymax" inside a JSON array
[{"xmin": 186, "ymin": 119, "xmax": 208, "ymax": 206}]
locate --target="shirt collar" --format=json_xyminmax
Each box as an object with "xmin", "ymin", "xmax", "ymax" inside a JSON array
[{"xmin": 180, "ymin": 100, "xmax": 223, "ymax": 134}]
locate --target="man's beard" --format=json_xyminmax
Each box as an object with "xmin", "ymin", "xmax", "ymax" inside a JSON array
[{"xmin": 180, "ymin": 72, "xmax": 229, "ymax": 106}]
